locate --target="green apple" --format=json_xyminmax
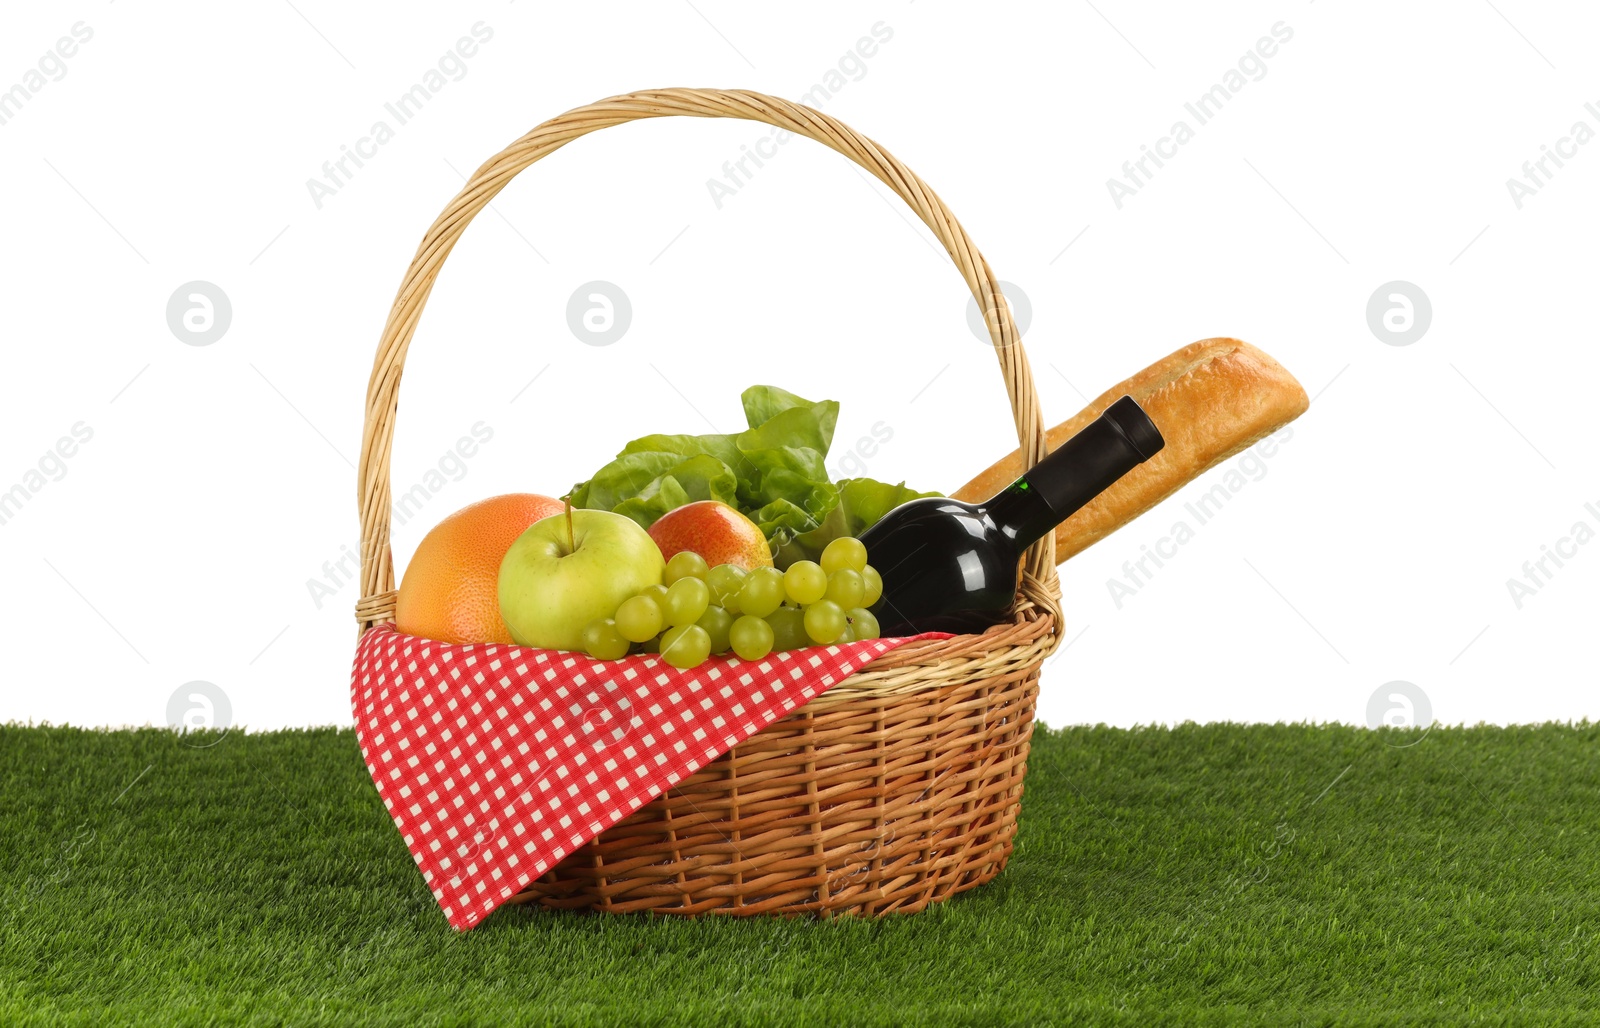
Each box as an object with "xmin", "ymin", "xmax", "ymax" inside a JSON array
[{"xmin": 498, "ymin": 509, "xmax": 665, "ymax": 650}]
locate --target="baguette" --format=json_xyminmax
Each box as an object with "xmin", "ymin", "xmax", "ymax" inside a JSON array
[{"xmin": 954, "ymin": 338, "xmax": 1309, "ymax": 561}]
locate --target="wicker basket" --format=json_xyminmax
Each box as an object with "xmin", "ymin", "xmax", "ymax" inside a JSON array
[{"xmin": 355, "ymin": 88, "xmax": 1063, "ymax": 916}]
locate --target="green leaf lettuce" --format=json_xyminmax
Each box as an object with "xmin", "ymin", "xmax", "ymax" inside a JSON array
[{"xmin": 567, "ymin": 385, "xmax": 935, "ymax": 566}]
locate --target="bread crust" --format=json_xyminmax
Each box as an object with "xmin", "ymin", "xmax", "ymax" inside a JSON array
[{"xmin": 954, "ymin": 338, "xmax": 1309, "ymax": 561}]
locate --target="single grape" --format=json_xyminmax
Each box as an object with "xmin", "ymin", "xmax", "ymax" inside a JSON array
[
  {"xmin": 825, "ymin": 568, "xmax": 866, "ymax": 609},
  {"xmin": 635, "ymin": 634, "xmax": 661, "ymax": 654},
  {"xmin": 641, "ymin": 583, "xmax": 670, "ymax": 605},
  {"xmin": 803, "ymin": 600, "xmax": 846, "ymax": 644},
  {"xmin": 696, "ymin": 605, "xmax": 733, "ymax": 654},
  {"xmin": 738, "ymin": 567, "xmax": 785, "ymax": 618},
  {"xmin": 860, "ymin": 565, "xmax": 883, "ymax": 607},
  {"xmin": 821, "ymin": 536, "xmax": 869, "ymax": 575},
  {"xmin": 766, "ymin": 607, "xmax": 808, "ymax": 651},
  {"xmin": 729, "ymin": 615, "xmax": 775, "ymax": 661},
  {"xmin": 614, "ymin": 594, "xmax": 664, "ymax": 643},
  {"xmin": 664, "ymin": 551, "xmax": 710, "ymax": 585},
  {"xmin": 663, "ymin": 576, "xmax": 711, "ymax": 626},
  {"xmin": 659, "ymin": 624, "xmax": 711, "ymax": 669},
  {"xmin": 581, "ymin": 618, "xmax": 630, "ymax": 660},
  {"xmin": 848, "ymin": 608, "xmax": 880, "ymax": 640},
  {"xmin": 838, "ymin": 621, "xmax": 858, "ymax": 643},
  {"xmin": 706, "ymin": 564, "xmax": 748, "ymax": 607},
  {"xmin": 784, "ymin": 561, "xmax": 827, "ymax": 605}
]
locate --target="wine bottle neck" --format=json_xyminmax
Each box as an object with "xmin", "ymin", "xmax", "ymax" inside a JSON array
[
  {"xmin": 982, "ymin": 479, "xmax": 1063, "ymax": 553},
  {"xmin": 984, "ymin": 396, "xmax": 1164, "ymax": 552}
]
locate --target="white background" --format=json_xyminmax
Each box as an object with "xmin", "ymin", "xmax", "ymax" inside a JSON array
[{"xmin": 1, "ymin": 1, "xmax": 1593, "ymax": 731}]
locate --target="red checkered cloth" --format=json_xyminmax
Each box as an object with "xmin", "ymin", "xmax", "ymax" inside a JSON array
[{"xmin": 350, "ymin": 624, "xmax": 941, "ymax": 931}]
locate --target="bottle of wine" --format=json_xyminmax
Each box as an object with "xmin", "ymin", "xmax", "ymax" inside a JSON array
[{"xmin": 860, "ymin": 395, "xmax": 1164, "ymax": 636}]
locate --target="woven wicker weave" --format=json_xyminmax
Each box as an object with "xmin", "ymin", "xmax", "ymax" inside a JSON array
[{"xmin": 356, "ymin": 89, "xmax": 1063, "ymax": 916}]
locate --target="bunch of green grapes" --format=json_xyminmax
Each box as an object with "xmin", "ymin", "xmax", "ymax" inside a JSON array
[{"xmin": 579, "ymin": 537, "xmax": 883, "ymax": 669}]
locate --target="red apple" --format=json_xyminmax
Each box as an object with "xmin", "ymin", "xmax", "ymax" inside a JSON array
[{"xmin": 649, "ymin": 501, "xmax": 773, "ymax": 570}]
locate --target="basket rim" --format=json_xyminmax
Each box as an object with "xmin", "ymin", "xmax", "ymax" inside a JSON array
[{"xmin": 356, "ymin": 599, "xmax": 1056, "ymax": 705}]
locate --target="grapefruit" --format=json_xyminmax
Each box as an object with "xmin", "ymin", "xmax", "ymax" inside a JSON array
[
  {"xmin": 648, "ymin": 501, "xmax": 774, "ymax": 570},
  {"xmin": 396, "ymin": 493, "xmax": 565, "ymax": 644}
]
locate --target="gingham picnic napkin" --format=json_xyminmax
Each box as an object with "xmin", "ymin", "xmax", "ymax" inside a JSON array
[{"xmin": 350, "ymin": 624, "xmax": 940, "ymax": 931}]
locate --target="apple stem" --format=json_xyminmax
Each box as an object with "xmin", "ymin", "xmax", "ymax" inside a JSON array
[{"xmin": 564, "ymin": 499, "xmax": 576, "ymax": 555}]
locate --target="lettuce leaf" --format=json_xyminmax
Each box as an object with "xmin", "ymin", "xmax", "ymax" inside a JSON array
[
  {"xmin": 776, "ymin": 478, "xmax": 940, "ymax": 566},
  {"xmin": 566, "ymin": 384, "xmax": 928, "ymax": 565},
  {"xmin": 610, "ymin": 454, "xmax": 740, "ymax": 530},
  {"xmin": 740, "ymin": 384, "xmax": 829, "ymax": 433}
]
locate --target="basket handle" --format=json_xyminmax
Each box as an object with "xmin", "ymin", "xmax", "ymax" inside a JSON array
[{"xmin": 357, "ymin": 88, "xmax": 1060, "ymax": 632}]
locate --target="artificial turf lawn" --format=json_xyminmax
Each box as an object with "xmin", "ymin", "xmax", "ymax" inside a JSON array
[{"xmin": 1, "ymin": 722, "xmax": 1596, "ymax": 1026}]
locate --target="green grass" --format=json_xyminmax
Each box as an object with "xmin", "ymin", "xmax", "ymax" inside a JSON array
[{"xmin": 1, "ymin": 722, "xmax": 1596, "ymax": 1026}]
